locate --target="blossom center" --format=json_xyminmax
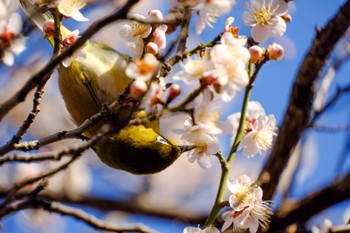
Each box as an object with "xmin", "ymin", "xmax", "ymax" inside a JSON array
[
  {"xmin": 235, "ymin": 186, "xmax": 253, "ymax": 203},
  {"xmin": 253, "ymin": 8, "xmax": 272, "ymax": 25},
  {"xmin": 137, "ymin": 60, "xmax": 156, "ymax": 76},
  {"xmin": 132, "ymin": 23, "xmax": 150, "ymax": 38},
  {"xmin": 253, "ymin": 130, "xmax": 273, "ymax": 151}
]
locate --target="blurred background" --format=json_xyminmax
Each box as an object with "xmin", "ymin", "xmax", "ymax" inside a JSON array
[{"xmin": 0, "ymin": 0, "xmax": 350, "ymax": 232}]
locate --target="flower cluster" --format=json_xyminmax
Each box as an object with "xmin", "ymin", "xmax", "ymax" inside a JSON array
[
  {"xmin": 0, "ymin": 1, "xmax": 26, "ymax": 66},
  {"xmin": 120, "ymin": 10, "xmax": 167, "ymax": 59},
  {"xmin": 228, "ymin": 101, "xmax": 277, "ymax": 157},
  {"xmin": 178, "ymin": 89, "xmax": 223, "ymax": 168},
  {"xmin": 222, "ymin": 175, "xmax": 272, "ymax": 233},
  {"xmin": 174, "ymin": 31, "xmax": 250, "ymax": 102}
]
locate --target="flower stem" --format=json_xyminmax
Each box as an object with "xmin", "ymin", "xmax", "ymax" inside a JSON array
[{"xmin": 203, "ymin": 62, "xmax": 255, "ymax": 228}]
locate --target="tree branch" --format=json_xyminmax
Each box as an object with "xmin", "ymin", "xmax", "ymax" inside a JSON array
[
  {"xmin": 268, "ymin": 172, "xmax": 350, "ymax": 232},
  {"xmin": 257, "ymin": 0, "xmax": 350, "ymax": 201}
]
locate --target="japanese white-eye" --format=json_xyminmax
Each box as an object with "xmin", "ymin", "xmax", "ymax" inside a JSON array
[{"xmin": 20, "ymin": 0, "xmax": 181, "ymax": 174}]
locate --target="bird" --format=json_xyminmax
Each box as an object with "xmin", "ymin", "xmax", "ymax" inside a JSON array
[{"xmin": 19, "ymin": 0, "xmax": 182, "ymax": 174}]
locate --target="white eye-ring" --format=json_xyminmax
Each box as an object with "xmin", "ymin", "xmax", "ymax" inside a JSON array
[{"xmin": 156, "ymin": 136, "xmax": 169, "ymax": 145}]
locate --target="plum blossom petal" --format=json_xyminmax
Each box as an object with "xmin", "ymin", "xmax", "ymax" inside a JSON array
[{"xmin": 242, "ymin": 0, "xmax": 288, "ymax": 43}]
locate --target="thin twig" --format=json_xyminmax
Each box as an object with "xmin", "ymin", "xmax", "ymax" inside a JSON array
[
  {"xmin": 310, "ymin": 124, "xmax": 350, "ymax": 132},
  {"xmin": 0, "ymin": 132, "xmax": 103, "ymax": 215},
  {"xmin": 0, "ymin": 81, "xmax": 48, "ymax": 155},
  {"xmin": 308, "ymin": 82, "xmax": 350, "ymax": 127},
  {"xmin": 34, "ymin": 198, "xmax": 157, "ymax": 233}
]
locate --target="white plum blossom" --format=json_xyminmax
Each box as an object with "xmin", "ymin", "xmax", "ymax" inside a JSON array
[
  {"xmin": 120, "ymin": 10, "xmax": 168, "ymax": 58},
  {"xmin": 222, "ymin": 175, "xmax": 272, "ymax": 233},
  {"xmin": 205, "ymin": 32, "xmax": 250, "ymax": 101},
  {"xmin": 173, "ymin": 32, "xmax": 250, "ymax": 102},
  {"xmin": 0, "ymin": 12, "xmax": 27, "ymax": 66},
  {"xmin": 178, "ymin": 90, "xmax": 223, "ymax": 168},
  {"xmin": 173, "ymin": 52, "xmax": 212, "ymax": 84},
  {"xmin": 228, "ymin": 101, "xmax": 277, "ymax": 157},
  {"xmin": 182, "ymin": 122, "xmax": 221, "ymax": 168},
  {"xmin": 242, "ymin": 0, "xmax": 288, "ymax": 43},
  {"xmin": 183, "ymin": 226, "xmax": 220, "ymax": 233},
  {"xmin": 120, "ymin": 13, "xmax": 152, "ymax": 58},
  {"xmin": 193, "ymin": 0, "xmax": 237, "ymax": 34},
  {"xmin": 126, "ymin": 53, "xmax": 159, "ymax": 82},
  {"xmin": 57, "ymin": 0, "xmax": 89, "ymax": 22}
]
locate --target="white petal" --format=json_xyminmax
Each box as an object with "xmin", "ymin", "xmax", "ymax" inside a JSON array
[
  {"xmin": 198, "ymin": 154, "xmax": 212, "ymax": 168},
  {"xmin": 11, "ymin": 37, "xmax": 27, "ymax": 55},
  {"xmin": 3, "ymin": 51, "xmax": 14, "ymax": 66},
  {"xmin": 242, "ymin": 11, "xmax": 256, "ymax": 26},
  {"xmin": 71, "ymin": 11, "xmax": 89, "ymax": 22},
  {"xmin": 270, "ymin": 17, "xmax": 286, "ymax": 38},
  {"xmin": 187, "ymin": 150, "xmax": 198, "ymax": 163},
  {"xmin": 183, "ymin": 226, "xmax": 202, "ymax": 233},
  {"xmin": 203, "ymin": 227, "xmax": 220, "ymax": 233},
  {"xmin": 251, "ymin": 25, "xmax": 270, "ymax": 43},
  {"xmin": 221, "ymin": 210, "xmax": 234, "ymax": 232},
  {"xmin": 8, "ymin": 13, "xmax": 22, "ymax": 34},
  {"xmin": 271, "ymin": 0, "xmax": 288, "ymax": 16}
]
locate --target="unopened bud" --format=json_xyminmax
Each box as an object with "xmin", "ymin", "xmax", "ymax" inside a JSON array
[
  {"xmin": 267, "ymin": 42, "xmax": 284, "ymax": 60},
  {"xmin": 130, "ymin": 80, "xmax": 148, "ymax": 99},
  {"xmin": 249, "ymin": 45, "xmax": 265, "ymax": 63},
  {"xmin": 202, "ymin": 75, "xmax": 216, "ymax": 86},
  {"xmin": 166, "ymin": 84, "xmax": 181, "ymax": 105},
  {"xmin": 145, "ymin": 42, "xmax": 159, "ymax": 55},
  {"xmin": 281, "ymin": 13, "xmax": 292, "ymax": 23},
  {"xmin": 43, "ymin": 19, "xmax": 55, "ymax": 38},
  {"xmin": 151, "ymin": 88, "xmax": 164, "ymax": 105},
  {"xmin": 148, "ymin": 10, "xmax": 163, "ymax": 21}
]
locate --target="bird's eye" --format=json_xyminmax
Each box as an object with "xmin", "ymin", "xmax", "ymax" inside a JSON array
[{"xmin": 156, "ymin": 136, "xmax": 169, "ymax": 145}]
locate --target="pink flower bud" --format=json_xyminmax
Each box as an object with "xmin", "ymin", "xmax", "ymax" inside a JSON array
[
  {"xmin": 281, "ymin": 13, "xmax": 292, "ymax": 23},
  {"xmin": 130, "ymin": 80, "xmax": 148, "ymax": 99},
  {"xmin": 249, "ymin": 45, "xmax": 265, "ymax": 63},
  {"xmin": 43, "ymin": 20, "xmax": 55, "ymax": 38},
  {"xmin": 267, "ymin": 42, "xmax": 284, "ymax": 60},
  {"xmin": 145, "ymin": 42, "xmax": 159, "ymax": 55},
  {"xmin": 148, "ymin": 10, "xmax": 163, "ymax": 21},
  {"xmin": 151, "ymin": 24, "xmax": 167, "ymax": 50},
  {"xmin": 166, "ymin": 84, "xmax": 181, "ymax": 105},
  {"xmin": 151, "ymin": 88, "xmax": 164, "ymax": 105}
]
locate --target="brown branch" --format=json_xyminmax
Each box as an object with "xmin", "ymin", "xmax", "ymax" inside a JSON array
[
  {"xmin": 0, "ymin": 190, "xmax": 207, "ymax": 225},
  {"xmin": 268, "ymin": 172, "xmax": 350, "ymax": 232},
  {"xmin": 310, "ymin": 124, "xmax": 350, "ymax": 132},
  {"xmin": 257, "ymin": 0, "xmax": 350, "ymax": 200},
  {"xmin": 0, "ymin": 131, "xmax": 105, "ymax": 216},
  {"xmin": 175, "ymin": 9, "xmax": 192, "ymax": 57},
  {"xmin": 0, "ymin": 0, "xmax": 140, "ymax": 121},
  {"xmin": 34, "ymin": 198, "xmax": 156, "ymax": 233},
  {"xmin": 0, "ymin": 189, "xmax": 156, "ymax": 233},
  {"xmin": 0, "ymin": 81, "xmax": 48, "ymax": 154}
]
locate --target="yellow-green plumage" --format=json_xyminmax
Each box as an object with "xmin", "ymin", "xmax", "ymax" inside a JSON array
[
  {"xmin": 20, "ymin": 0, "xmax": 181, "ymax": 174},
  {"xmin": 94, "ymin": 125, "xmax": 180, "ymax": 174}
]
